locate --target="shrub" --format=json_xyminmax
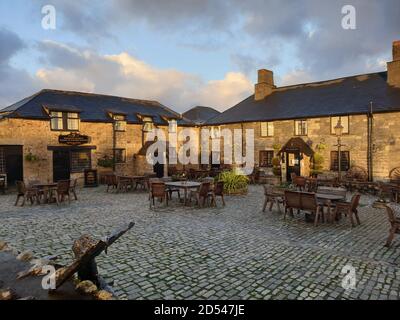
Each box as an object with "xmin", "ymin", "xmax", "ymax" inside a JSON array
[
  {"xmin": 311, "ymin": 152, "xmax": 324, "ymax": 176},
  {"xmin": 217, "ymin": 170, "xmax": 249, "ymax": 194},
  {"xmin": 97, "ymin": 156, "xmax": 114, "ymax": 168}
]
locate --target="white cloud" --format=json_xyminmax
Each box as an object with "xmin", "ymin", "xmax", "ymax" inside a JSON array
[{"xmin": 33, "ymin": 42, "xmax": 253, "ymax": 112}]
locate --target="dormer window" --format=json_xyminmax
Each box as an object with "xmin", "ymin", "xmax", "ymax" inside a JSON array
[
  {"xmin": 142, "ymin": 116, "xmax": 154, "ymax": 132},
  {"xmin": 50, "ymin": 111, "xmax": 79, "ymax": 131},
  {"xmin": 113, "ymin": 114, "xmax": 126, "ymax": 132},
  {"xmin": 169, "ymin": 119, "xmax": 177, "ymax": 133}
]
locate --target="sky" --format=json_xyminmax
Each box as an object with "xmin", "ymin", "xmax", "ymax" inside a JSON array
[{"xmin": 0, "ymin": 0, "xmax": 399, "ymax": 112}]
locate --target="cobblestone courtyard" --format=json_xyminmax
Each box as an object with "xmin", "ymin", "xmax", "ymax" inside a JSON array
[{"xmin": 1, "ymin": 185, "xmax": 400, "ymax": 300}]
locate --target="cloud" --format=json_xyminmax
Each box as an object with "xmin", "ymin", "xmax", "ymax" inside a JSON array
[
  {"xmin": 35, "ymin": 41, "xmax": 253, "ymax": 112},
  {"xmin": 0, "ymin": 28, "xmax": 38, "ymax": 108}
]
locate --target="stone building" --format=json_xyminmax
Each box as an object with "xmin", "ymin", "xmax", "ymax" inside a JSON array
[
  {"xmin": 0, "ymin": 89, "xmax": 194, "ymax": 185},
  {"xmin": 205, "ymin": 41, "xmax": 400, "ymax": 181},
  {"xmin": 1, "ymin": 40, "xmax": 400, "ymax": 185}
]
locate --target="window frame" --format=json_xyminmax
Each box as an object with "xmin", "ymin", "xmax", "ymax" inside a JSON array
[
  {"xmin": 142, "ymin": 116, "xmax": 154, "ymax": 133},
  {"xmin": 330, "ymin": 116, "xmax": 350, "ymax": 135},
  {"xmin": 259, "ymin": 150, "xmax": 274, "ymax": 168},
  {"xmin": 50, "ymin": 111, "xmax": 80, "ymax": 131},
  {"xmin": 113, "ymin": 114, "xmax": 127, "ymax": 132},
  {"xmin": 260, "ymin": 122, "xmax": 274, "ymax": 137},
  {"xmin": 113, "ymin": 148, "xmax": 127, "ymax": 164},
  {"xmin": 330, "ymin": 151, "xmax": 350, "ymax": 172},
  {"xmin": 70, "ymin": 149, "xmax": 91, "ymax": 173},
  {"xmin": 294, "ymin": 119, "xmax": 308, "ymax": 136}
]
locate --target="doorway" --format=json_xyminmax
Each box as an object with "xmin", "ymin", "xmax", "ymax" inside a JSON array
[
  {"xmin": 153, "ymin": 162, "xmax": 164, "ymax": 178},
  {"xmin": 286, "ymin": 151, "xmax": 301, "ymax": 181},
  {"xmin": 53, "ymin": 149, "xmax": 71, "ymax": 182},
  {"xmin": 0, "ymin": 146, "xmax": 23, "ymax": 185}
]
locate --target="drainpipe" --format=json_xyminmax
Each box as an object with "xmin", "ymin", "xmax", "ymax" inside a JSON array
[
  {"xmin": 367, "ymin": 102, "xmax": 374, "ymax": 181},
  {"xmin": 112, "ymin": 121, "xmax": 116, "ymax": 172}
]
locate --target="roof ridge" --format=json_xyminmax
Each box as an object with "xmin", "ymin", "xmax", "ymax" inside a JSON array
[
  {"xmin": 40, "ymin": 88, "xmax": 162, "ymax": 106},
  {"xmin": 276, "ymin": 70, "xmax": 387, "ymax": 90}
]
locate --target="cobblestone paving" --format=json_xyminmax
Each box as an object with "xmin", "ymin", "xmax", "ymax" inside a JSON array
[{"xmin": 1, "ymin": 185, "xmax": 400, "ymax": 300}]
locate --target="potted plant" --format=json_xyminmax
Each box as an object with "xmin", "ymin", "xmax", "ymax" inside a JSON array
[
  {"xmin": 217, "ymin": 170, "xmax": 249, "ymax": 195},
  {"xmin": 25, "ymin": 152, "xmax": 40, "ymax": 162},
  {"xmin": 97, "ymin": 155, "xmax": 114, "ymax": 169},
  {"xmin": 311, "ymin": 152, "xmax": 324, "ymax": 177}
]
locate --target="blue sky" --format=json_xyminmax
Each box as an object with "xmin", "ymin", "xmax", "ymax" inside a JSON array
[{"xmin": 0, "ymin": 0, "xmax": 399, "ymax": 112}]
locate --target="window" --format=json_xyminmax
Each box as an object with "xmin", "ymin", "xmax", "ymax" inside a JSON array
[
  {"xmin": 50, "ymin": 111, "xmax": 79, "ymax": 131},
  {"xmin": 260, "ymin": 122, "xmax": 274, "ymax": 137},
  {"xmin": 142, "ymin": 117, "xmax": 154, "ymax": 132},
  {"xmin": 114, "ymin": 148, "xmax": 126, "ymax": 163},
  {"xmin": 331, "ymin": 116, "xmax": 349, "ymax": 135},
  {"xmin": 169, "ymin": 119, "xmax": 177, "ymax": 133},
  {"xmin": 295, "ymin": 120, "xmax": 308, "ymax": 136},
  {"xmin": 330, "ymin": 151, "xmax": 350, "ymax": 171},
  {"xmin": 211, "ymin": 126, "xmax": 221, "ymax": 138},
  {"xmin": 71, "ymin": 150, "xmax": 91, "ymax": 173},
  {"xmin": 0, "ymin": 148, "xmax": 5, "ymax": 173},
  {"xmin": 113, "ymin": 115, "xmax": 126, "ymax": 132},
  {"xmin": 259, "ymin": 150, "xmax": 274, "ymax": 168}
]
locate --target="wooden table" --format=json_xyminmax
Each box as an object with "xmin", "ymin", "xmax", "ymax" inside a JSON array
[
  {"xmin": 32, "ymin": 183, "xmax": 57, "ymax": 204},
  {"xmin": 316, "ymin": 193, "xmax": 346, "ymax": 223},
  {"xmin": 165, "ymin": 181, "xmax": 201, "ymax": 205}
]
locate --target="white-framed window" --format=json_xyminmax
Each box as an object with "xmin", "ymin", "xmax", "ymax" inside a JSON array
[
  {"xmin": 169, "ymin": 119, "xmax": 177, "ymax": 133},
  {"xmin": 294, "ymin": 120, "xmax": 308, "ymax": 136},
  {"xmin": 142, "ymin": 116, "xmax": 154, "ymax": 132},
  {"xmin": 331, "ymin": 116, "xmax": 349, "ymax": 135},
  {"xmin": 113, "ymin": 115, "xmax": 126, "ymax": 132},
  {"xmin": 50, "ymin": 111, "xmax": 79, "ymax": 131},
  {"xmin": 260, "ymin": 122, "xmax": 274, "ymax": 137}
]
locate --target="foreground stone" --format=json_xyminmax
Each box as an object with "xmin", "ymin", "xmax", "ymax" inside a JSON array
[
  {"xmin": 0, "ymin": 288, "xmax": 18, "ymax": 300},
  {"xmin": 16, "ymin": 251, "xmax": 33, "ymax": 262}
]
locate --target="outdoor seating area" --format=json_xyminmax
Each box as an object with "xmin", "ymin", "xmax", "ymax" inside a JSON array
[{"xmin": 14, "ymin": 179, "xmax": 78, "ymax": 206}]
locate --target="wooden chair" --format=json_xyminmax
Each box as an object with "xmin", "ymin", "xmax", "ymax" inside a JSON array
[
  {"xmin": 300, "ymin": 192, "xmax": 323, "ymax": 226},
  {"xmin": 55, "ymin": 180, "xmax": 71, "ymax": 205},
  {"xmin": 293, "ymin": 176, "xmax": 306, "ymax": 191},
  {"xmin": 284, "ymin": 191, "xmax": 301, "ymax": 219},
  {"xmin": 150, "ymin": 182, "xmax": 168, "ymax": 208},
  {"xmin": 15, "ymin": 181, "xmax": 37, "ymax": 206},
  {"xmin": 378, "ymin": 182, "xmax": 397, "ymax": 202},
  {"xmin": 69, "ymin": 179, "xmax": 78, "ymax": 200},
  {"xmin": 189, "ymin": 182, "xmax": 211, "ymax": 207},
  {"xmin": 306, "ymin": 178, "xmax": 318, "ymax": 193},
  {"xmin": 333, "ymin": 193, "xmax": 361, "ymax": 227},
  {"xmin": 117, "ymin": 176, "xmax": 132, "ymax": 193},
  {"xmin": 263, "ymin": 185, "xmax": 283, "ymax": 213},
  {"xmin": 210, "ymin": 181, "xmax": 225, "ymax": 206},
  {"xmin": 382, "ymin": 204, "xmax": 400, "ymax": 247},
  {"xmin": 106, "ymin": 174, "xmax": 118, "ymax": 192}
]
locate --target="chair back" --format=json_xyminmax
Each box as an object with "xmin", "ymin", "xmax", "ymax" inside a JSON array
[
  {"xmin": 350, "ymin": 193, "xmax": 361, "ymax": 211},
  {"xmin": 294, "ymin": 176, "xmax": 306, "ymax": 188},
  {"xmin": 385, "ymin": 205, "xmax": 397, "ymax": 225},
  {"xmin": 284, "ymin": 191, "xmax": 301, "ymax": 208},
  {"xmin": 57, "ymin": 180, "xmax": 70, "ymax": 193},
  {"xmin": 16, "ymin": 181, "xmax": 26, "ymax": 194},
  {"xmin": 199, "ymin": 182, "xmax": 211, "ymax": 197},
  {"xmin": 151, "ymin": 182, "xmax": 166, "ymax": 197},
  {"xmin": 300, "ymin": 192, "xmax": 317, "ymax": 211},
  {"xmin": 290, "ymin": 172, "xmax": 297, "ymax": 181},
  {"xmin": 263, "ymin": 184, "xmax": 275, "ymax": 196},
  {"xmin": 306, "ymin": 178, "xmax": 318, "ymax": 192},
  {"xmin": 214, "ymin": 181, "xmax": 224, "ymax": 196}
]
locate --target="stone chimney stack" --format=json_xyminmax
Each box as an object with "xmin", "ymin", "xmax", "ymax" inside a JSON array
[
  {"xmin": 387, "ymin": 41, "xmax": 400, "ymax": 88},
  {"xmin": 255, "ymin": 69, "xmax": 275, "ymax": 101}
]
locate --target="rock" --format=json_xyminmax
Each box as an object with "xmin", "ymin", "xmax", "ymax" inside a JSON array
[
  {"xmin": 16, "ymin": 251, "xmax": 33, "ymax": 262},
  {"xmin": 96, "ymin": 290, "xmax": 114, "ymax": 300},
  {"xmin": 0, "ymin": 241, "xmax": 8, "ymax": 251},
  {"xmin": 0, "ymin": 288, "xmax": 18, "ymax": 300},
  {"xmin": 75, "ymin": 280, "xmax": 98, "ymax": 295},
  {"xmin": 18, "ymin": 296, "xmax": 36, "ymax": 300}
]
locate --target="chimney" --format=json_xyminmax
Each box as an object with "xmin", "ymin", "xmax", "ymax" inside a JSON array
[
  {"xmin": 387, "ymin": 41, "xmax": 400, "ymax": 88},
  {"xmin": 255, "ymin": 69, "xmax": 275, "ymax": 101}
]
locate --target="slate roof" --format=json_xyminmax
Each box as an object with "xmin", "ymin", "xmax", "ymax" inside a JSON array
[
  {"xmin": 206, "ymin": 72, "xmax": 400, "ymax": 125},
  {"xmin": 0, "ymin": 89, "xmax": 193, "ymax": 126},
  {"xmin": 182, "ymin": 106, "xmax": 221, "ymax": 125}
]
